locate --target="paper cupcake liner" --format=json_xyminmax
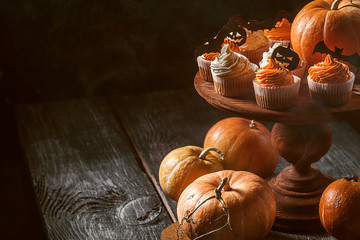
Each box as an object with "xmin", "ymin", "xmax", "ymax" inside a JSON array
[
  {"xmin": 253, "ymin": 76, "xmax": 301, "ymax": 110},
  {"xmin": 291, "ymin": 60, "xmax": 307, "ymax": 83},
  {"xmin": 212, "ymin": 71, "xmax": 256, "ymax": 98},
  {"xmin": 268, "ymin": 39, "xmax": 291, "ymax": 48},
  {"xmin": 197, "ymin": 56, "xmax": 213, "ymax": 82},
  {"xmin": 239, "ymin": 45, "xmax": 269, "ymax": 66},
  {"xmin": 307, "ymin": 72, "xmax": 355, "ymax": 106}
]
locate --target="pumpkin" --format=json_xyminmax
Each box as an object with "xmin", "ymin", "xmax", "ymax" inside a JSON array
[
  {"xmin": 204, "ymin": 117, "xmax": 279, "ymax": 179},
  {"xmin": 291, "ymin": 0, "xmax": 360, "ymax": 77},
  {"xmin": 159, "ymin": 146, "xmax": 224, "ymax": 201},
  {"xmin": 319, "ymin": 174, "xmax": 360, "ymax": 240},
  {"xmin": 177, "ymin": 170, "xmax": 276, "ymax": 240}
]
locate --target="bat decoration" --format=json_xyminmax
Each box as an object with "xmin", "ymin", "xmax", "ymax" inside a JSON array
[
  {"xmin": 194, "ymin": 25, "xmax": 247, "ymax": 60},
  {"xmin": 312, "ymin": 41, "xmax": 360, "ymax": 72},
  {"xmin": 271, "ymin": 44, "xmax": 300, "ymax": 71}
]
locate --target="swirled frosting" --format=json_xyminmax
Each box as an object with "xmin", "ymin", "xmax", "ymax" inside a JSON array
[
  {"xmin": 264, "ymin": 18, "xmax": 291, "ymax": 40},
  {"xmin": 308, "ymin": 54, "xmax": 351, "ymax": 83},
  {"xmin": 259, "ymin": 42, "xmax": 282, "ymax": 68},
  {"xmin": 202, "ymin": 52, "xmax": 220, "ymax": 61},
  {"xmin": 221, "ymin": 38, "xmax": 240, "ymax": 53},
  {"xmin": 211, "ymin": 44, "xmax": 257, "ymax": 77},
  {"xmin": 239, "ymin": 29, "xmax": 269, "ymax": 51},
  {"xmin": 255, "ymin": 59, "xmax": 294, "ymax": 86}
]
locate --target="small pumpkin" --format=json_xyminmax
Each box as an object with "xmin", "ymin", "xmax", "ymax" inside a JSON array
[
  {"xmin": 204, "ymin": 117, "xmax": 279, "ymax": 179},
  {"xmin": 291, "ymin": 0, "xmax": 360, "ymax": 76},
  {"xmin": 319, "ymin": 174, "xmax": 360, "ymax": 240},
  {"xmin": 159, "ymin": 146, "xmax": 224, "ymax": 201},
  {"xmin": 177, "ymin": 170, "xmax": 276, "ymax": 240}
]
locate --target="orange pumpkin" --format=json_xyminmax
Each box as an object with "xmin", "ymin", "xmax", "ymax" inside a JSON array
[
  {"xmin": 177, "ymin": 170, "xmax": 276, "ymax": 240},
  {"xmin": 204, "ymin": 117, "xmax": 279, "ymax": 179},
  {"xmin": 159, "ymin": 146, "xmax": 224, "ymax": 201},
  {"xmin": 319, "ymin": 174, "xmax": 360, "ymax": 240},
  {"xmin": 291, "ymin": 0, "xmax": 360, "ymax": 77}
]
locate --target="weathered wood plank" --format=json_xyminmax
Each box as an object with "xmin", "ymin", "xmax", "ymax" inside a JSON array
[
  {"xmin": 111, "ymin": 88, "xmax": 360, "ymax": 239},
  {"xmin": 110, "ymin": 89, "xmax": 231, "ymax": 219},
  {"xmin": 15, "ymin": 98, "xmax": 172, "ymax": 240}
]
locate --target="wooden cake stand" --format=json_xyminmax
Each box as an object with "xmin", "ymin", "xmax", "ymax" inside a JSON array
[{"xmin": 194, "ymin": 72, "xmax": 360, "ymax": 233}]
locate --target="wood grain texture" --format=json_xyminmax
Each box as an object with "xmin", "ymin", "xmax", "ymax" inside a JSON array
[
  {"xmin": 110, "ymin": 89, "xmax": 232, "ymax": 219},
  {"xmin": 194, "ymin": 72, "xmax": 360, "ymax": 124},
  {"xmin": 15, "ymin": 98, "xmax": 172, "ymax": 240},
  {"xmin": 111, "ymin": 89, "xmax": 360, "ymax": 239}
]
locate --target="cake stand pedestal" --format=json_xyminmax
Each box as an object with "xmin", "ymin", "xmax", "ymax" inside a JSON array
[{"xmin": 194, "ymin": 72, "xmax": 360, "ymax": 233}]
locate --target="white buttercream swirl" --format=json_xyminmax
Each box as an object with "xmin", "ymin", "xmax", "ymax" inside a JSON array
[
  {"xmin": 259, "ymin": 42, "xmax": 282, "ymax": 68},
  {"xmin": 211, "ymin": 44, "xmax": 258, "ymax": 77}
]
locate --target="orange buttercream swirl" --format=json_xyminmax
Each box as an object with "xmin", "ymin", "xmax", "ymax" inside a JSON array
[
  {"xmin": 240, "ymin": 29, "xmax": 269, "ymax": 50},
  {"xmin": 255, "ymin": 59, "xmax": 294, "ymax": 87},
  {"xmin": 264, "ymin": 18, "xmax": 291, "ymax": 41},
  {"xmin": 308, "ymin": 54, "xmax": 351, "ymax": 83},
  {"xmin": 221, "ymin": 38, "xmax": 240, "ymax": 53},
  {"xmin": 202, "ymin": 52, "xmax": 220, "ymax": 61}
]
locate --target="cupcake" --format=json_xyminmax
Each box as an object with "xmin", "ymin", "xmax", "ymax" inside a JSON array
[
  {"xmin": 197, "ymin": 52, "xmax": 220, "ymax": 82},
  {"xmin": 264, "ymin": 18, "xmax": 291, "ymax": 48},
  {"xmin": 259, "ymin": 43, "xmax": 307, "ymax": 82},
  {"xmin": 221, "ymin": 38, "xmax": 240, "ymax": 53},
  {"xmin": 307, "ymin": 54, "xmax": 355, "ymax": 106},
  {"xmin": 253, "ymin": 59, "xmax": 301, "ymax": 109},
  {"xmin": 211, "ymin": 44, "xmax": 258, "ymax": 97},
  {"xmin": 237, "ymin": 29, "xmax": 269, "ymax": 65}
]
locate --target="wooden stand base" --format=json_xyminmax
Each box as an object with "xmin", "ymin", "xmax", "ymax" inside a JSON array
[
  {"xmin": 269, "ymin": 123, "xmax": 335, "ymax": 233},
  {"xmin": 268, "ymin": 166, "xmax": 333, "ymax": 232}
]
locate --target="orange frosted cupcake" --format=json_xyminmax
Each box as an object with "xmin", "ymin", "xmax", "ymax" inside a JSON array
[
  {"xmin": 253, "ymin": 59, "xmax": 301, "ymax": 109},
  {"xmin": 264, "ymin": 18, "xmax": 291, "ymax": 48},
  {"xmin": 307, "ymin": 54, "xmax": 355, "ymax": 106},
  {"xmin": 259, "ymin": 43, "xmax": 307, "ymax": 82},
  {"xmin": 197, "ymin": 52, "xmax": 220, "ymax": 82},
  {"xmin": 238, "ymin": 29, "xmax": 269, "ymax": 65}
]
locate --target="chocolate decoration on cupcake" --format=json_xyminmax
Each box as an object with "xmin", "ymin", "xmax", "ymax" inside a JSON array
[
  {"xmin": 271, "ymin": 44, "xmax": 300, "ymax": 71},
  {"xmin": 194, "ymin": 25, "xmax": 247, "ymax": 61},
  {"xmin": 214, "ymin": 24, "xmax": 247, "ymax": 48},
  {"xmin": 194, "ymin": 39, "xmax": 219, "ymax": 61}
]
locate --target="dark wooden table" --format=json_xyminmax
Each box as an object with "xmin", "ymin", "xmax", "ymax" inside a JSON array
[{"xmin": 15, "ymin": 88, "xmax": 360, "ymax": 239}]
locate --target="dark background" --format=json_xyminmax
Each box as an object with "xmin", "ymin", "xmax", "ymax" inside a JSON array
[{"xmin": 0, "ymin": 0, "xmax": 311, "ymax": 239}]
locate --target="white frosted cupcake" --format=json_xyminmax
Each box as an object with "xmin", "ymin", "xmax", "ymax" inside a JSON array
[
  {"xmin": 253, "ymin": 59, "xmax": 301, "ymax": 109},
  {"xmin": 307, "ymin": 54, "xmax": 355, "ymax": 106},
  {"xmin": 259, "ymin": 42, "xmax": 307, "ymax": 83},
  {"xmin": 211, "ymin": 44, "xmax": 258, "ymax": 97},
  {"xmin": 197, "ymin": 52, "xmax": 220, "ymax": 82}
]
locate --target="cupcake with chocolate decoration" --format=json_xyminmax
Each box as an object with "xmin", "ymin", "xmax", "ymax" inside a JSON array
[
  {"xmin": 259, "ymin": 43, "xmax": 307, "ymax": 82},
  {"xmin": 211, "ymin": 44, "xmax": 258, "ymax": 97},
  {"xmin": 221, "ymin": 38, "xmax": 240, "ymax": 53},
  {"xmin": 197, "ymin": 52, "xmax": 220, "ymax": 82},
  {"xmin": 253, "ymin": 59, "xmax": 301, "ymax": 109},
  {"xmin": 264, "ymin": 18, "xmax": 291, "ymax": 48},
  {"xmin": 237, "ymin": 29, "xmax": 269, "ymax": 65},
  {"xmin": 307, "ymin": 54, "xmax": 355, "ymax": 106}
]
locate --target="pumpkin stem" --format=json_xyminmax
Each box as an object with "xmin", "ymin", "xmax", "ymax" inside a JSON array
[
  {"xmin": 331, "ymin": 0, "xmax": 352, "ymax": 10},
  {"xmin": 345, "ymin": 173, "xmax": 359, "ymax": 182},
  {"xmin": 249, "ymin": 120, "xmax": 256, "ymax": 128},
  {"xmin": 177, "ymin": 177, "xmax": 232, "ymax": 240},
  {"xmin": 199, "ymin": 147, "xmax": 225, "ymax": 161}
]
